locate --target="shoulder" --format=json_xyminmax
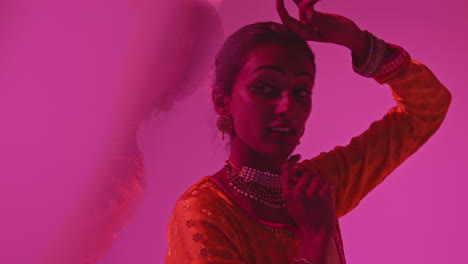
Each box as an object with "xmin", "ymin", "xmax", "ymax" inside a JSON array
[{"xmin": 169, "ymin": 176, "xmax": 234, "ymax": 225}]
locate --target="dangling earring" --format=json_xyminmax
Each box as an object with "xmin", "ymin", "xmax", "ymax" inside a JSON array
[{"xmin": 217, "ymin": 115, "xmax": 233, "ymax": 140}]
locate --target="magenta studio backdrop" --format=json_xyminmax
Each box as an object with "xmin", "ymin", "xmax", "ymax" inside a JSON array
[{"xmin": 1, "ymin": 0, "xmax": 467, "ymax": 263}]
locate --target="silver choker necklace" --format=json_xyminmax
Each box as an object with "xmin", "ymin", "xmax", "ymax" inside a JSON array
[{"xmin": 225, "ymin": 160, "xmax": 285, "ymax": 208}]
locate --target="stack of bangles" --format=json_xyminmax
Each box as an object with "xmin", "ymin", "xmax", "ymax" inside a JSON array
[{"xmin": 352, "ymin": 30, "xmax": 411, "ymax": 81}]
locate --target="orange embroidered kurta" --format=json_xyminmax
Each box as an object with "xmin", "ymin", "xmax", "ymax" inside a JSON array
[{"xmin": 165, "ymin": 59, "xmax": 452, "ymax": 263}]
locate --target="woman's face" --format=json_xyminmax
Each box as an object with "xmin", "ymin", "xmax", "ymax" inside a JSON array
[{"xmin": 228, "ymin": 42, "xmax": 315, "ymax": 158}]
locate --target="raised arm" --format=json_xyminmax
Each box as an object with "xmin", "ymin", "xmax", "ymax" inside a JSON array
[
  {"xmin": 302, "ymin": 52, "xmax": 452, "ymax": 217},
  {"xmin": 275, "ymin": 0, "xmax": 451, "ymax": 218}
]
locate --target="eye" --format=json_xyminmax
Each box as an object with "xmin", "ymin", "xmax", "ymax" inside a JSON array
[
  {"xmin": 250, "ymin": 83, "xmax": 278, "ymax": 94},
  {"xmin": 294, "ymin": 88, "xmax": 313, "ymax": 97}
]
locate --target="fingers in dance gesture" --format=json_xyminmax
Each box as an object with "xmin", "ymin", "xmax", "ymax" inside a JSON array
[
  {"xmin": 276, "ymin": 0, "xmax": 369, "ymax": 58},
  {"xmin": 282, "ymin": 154, "xmax": 337, "ymax": 263},
  {"xmin": 282, "ymin": 154, "xmax": 336, "ymax": 235}
]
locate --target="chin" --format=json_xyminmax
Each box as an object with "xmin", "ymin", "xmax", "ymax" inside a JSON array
[{"xmin": 261, "ymin": 144, "xmax": 297, "ymax": 159}]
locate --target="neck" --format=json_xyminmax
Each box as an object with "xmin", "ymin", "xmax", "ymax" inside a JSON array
[{"xmin": 229, "ymin": 136, "xmax": 288, "ymax": 175}]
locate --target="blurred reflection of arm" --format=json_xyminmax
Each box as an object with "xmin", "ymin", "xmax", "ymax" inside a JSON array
[{"xmin": 40, "ymin": 1, "xmax": 223, "ymax": 263}]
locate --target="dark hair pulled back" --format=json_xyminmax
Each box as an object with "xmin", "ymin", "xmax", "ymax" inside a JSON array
[{"xmin": 213, "ymin": 21, "xmax": 316, "ymax": 96}]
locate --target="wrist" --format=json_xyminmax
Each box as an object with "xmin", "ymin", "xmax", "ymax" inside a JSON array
[
  {"xmin": 298, "ymin": 230, "xmax": 331, "ymax": 264},
  {"xmin": 347, "ymin": 29, "xmax": 370, "ymax": 64},
  {"xmin": 352, "ymin": 31, "xmax": 389, "ymax": 77}
]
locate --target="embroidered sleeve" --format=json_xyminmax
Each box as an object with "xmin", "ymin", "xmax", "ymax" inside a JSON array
[{"xmin": 302, "ymin": 59, "xmax": 452, "ymax": 217}]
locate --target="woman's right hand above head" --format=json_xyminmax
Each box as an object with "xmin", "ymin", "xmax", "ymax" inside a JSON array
[
  {"xmin": 282, "ymin": 154, "xmax": 337, "ymax": 237},
  {"xmin": 276, "ymin": 0, "xmax": 369, "ymax": 58}
]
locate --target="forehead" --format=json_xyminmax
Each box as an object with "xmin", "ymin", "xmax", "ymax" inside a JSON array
[{"xmin": 240, "ymin": 43, "xmax": 315, "ymax": 77}]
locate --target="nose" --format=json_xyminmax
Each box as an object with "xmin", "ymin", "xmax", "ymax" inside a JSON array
[{"xmin": 275, "ymin": 90, "xmax": 291, "ymax": 115}]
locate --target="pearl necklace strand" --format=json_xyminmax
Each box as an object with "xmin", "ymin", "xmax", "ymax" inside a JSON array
[{"xmin": 225, "ymin": 160, "xmax": 286, "ymax": 208}]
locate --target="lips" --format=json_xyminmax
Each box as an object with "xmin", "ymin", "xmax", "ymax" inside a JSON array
[
  {"xmin": 270, "ymin": 127, "xmax": 295, "ymax": 133},
  {"xmin": 269, "ymin": 123, "xmax": 297, "ymax": 134}
]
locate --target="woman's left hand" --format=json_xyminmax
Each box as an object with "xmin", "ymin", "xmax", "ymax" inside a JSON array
[{"xmin": 276, "ymin": 0, "xmax": 368, "ymax": 57}]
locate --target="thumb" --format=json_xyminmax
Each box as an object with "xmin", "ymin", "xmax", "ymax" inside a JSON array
[
  {"xmin": 282, "ymin": 154, "xmax": 302, "ymax": 193},
  {"xmin": 287, "ymin": 154, "xmax": 301, "ymax": 163},
  {"xmin": 283, "ymin": 154, "xmax": 301, "ymax": 174}
]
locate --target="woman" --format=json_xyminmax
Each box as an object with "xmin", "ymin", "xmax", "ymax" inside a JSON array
[{"xmin": 165, "ymin": 0, "xmax": 452, "ymax": 263}]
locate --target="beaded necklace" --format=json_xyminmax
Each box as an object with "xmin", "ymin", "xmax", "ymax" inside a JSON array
[{"xmin": 225, "ymin": 160, "xmax": 286, "ymax": 208}]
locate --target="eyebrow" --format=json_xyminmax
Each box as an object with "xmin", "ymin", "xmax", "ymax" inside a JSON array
[{"xmin": 254, "ymin": 65, "xmax": 314, "ymax": 79}]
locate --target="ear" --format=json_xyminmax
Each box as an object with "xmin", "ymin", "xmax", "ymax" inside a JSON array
[{"xmin": 212, "ymin": 87, "xmax": 231, "ymax": 116}]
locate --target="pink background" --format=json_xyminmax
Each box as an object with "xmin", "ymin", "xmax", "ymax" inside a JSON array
[{"xmin": 1, "ymin": 0, "xmax": 467, "ymax": 263}]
